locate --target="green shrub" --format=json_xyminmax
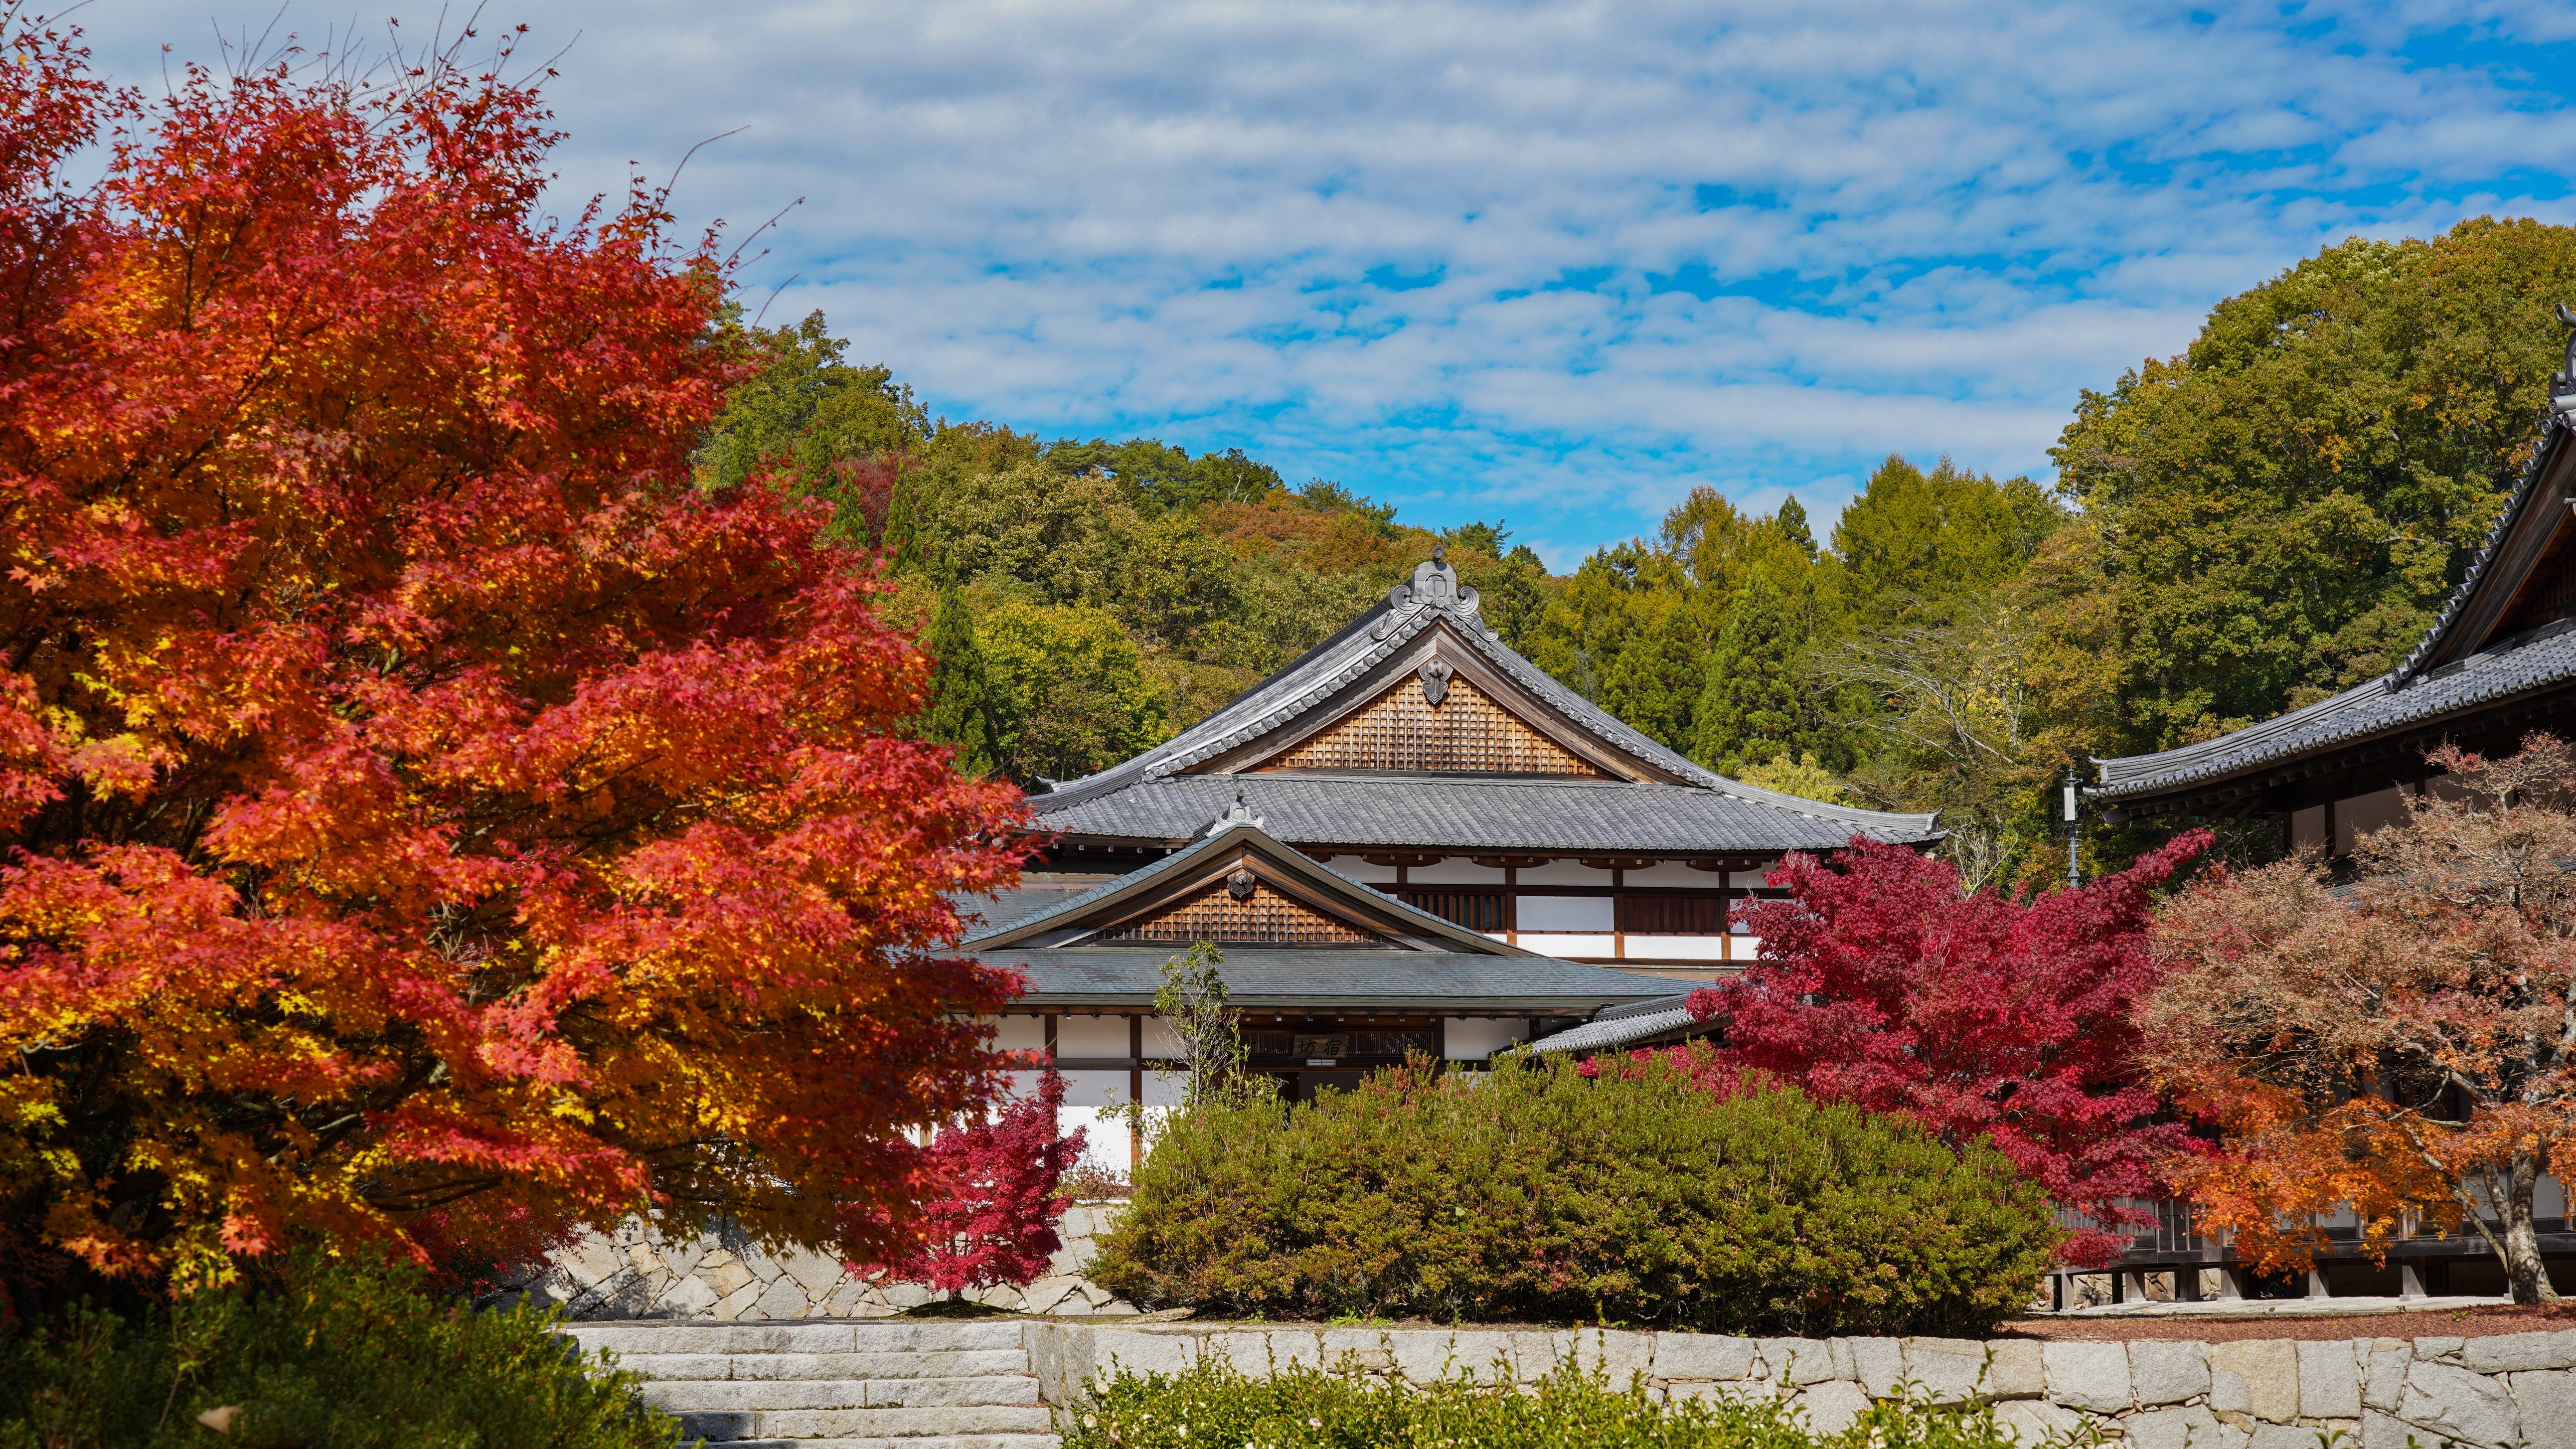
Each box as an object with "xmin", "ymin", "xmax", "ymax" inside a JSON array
[
  {"xmin": 1063, "ymin": 1350, "xmax": 2059, "ymax": 1449},
  {"xmin": 0, "ymin": 1253, "xmax": 681, "ymax": 1449},
  {"xmin": 1090, "ymin": 1048, "xmax": 2061, "ymax": 1335}
]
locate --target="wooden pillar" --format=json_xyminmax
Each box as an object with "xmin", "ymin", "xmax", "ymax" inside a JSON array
[{"xmin": 1128, "ymin": 1015, "xmax": 1145, "ymax": 1171}]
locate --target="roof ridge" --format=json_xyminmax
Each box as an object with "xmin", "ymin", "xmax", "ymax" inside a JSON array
[
  {"xmin": 2095, "ymin": 408, "xmax": 2574, "ymax": 805},
  {"xmin": 962, "ymin": 818, "xmax": 1527, "ymax": 952},
  {"xmin": 2389, "ymin": 412, "xmax": 2572, "ymax": 686}
]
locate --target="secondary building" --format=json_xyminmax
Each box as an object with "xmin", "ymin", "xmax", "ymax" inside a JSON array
[
  {"xmin": 2093, "ymin": 394, "xmax": 2576, "ymax": 1299},
  {"xmin": 965, "ymin": 546, "xmax": 1938, "ymax": 1173}
]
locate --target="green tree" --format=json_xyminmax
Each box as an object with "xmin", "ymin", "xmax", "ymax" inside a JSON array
[
  {"xmin": 978, "ymin": 602, "xmax": 1170, "ymax": 784},
  {"xmin": 1832, "ymin": 455, "xmax": 2063, "ymax": 631},
  {"xmin": 1690, "ymin": 566, "xmax": 1825, "ymax": 774},
  {"xmin": 2050, "ymin": 217, "xmax": 2576, "ymax": 753},
  {"xmin": 922, "ymin": 586, "xmax": 1004, "ymax": 775},
  {"xmin": 694, "ymin": 310, "xmax": 929, "ymax": 542}
]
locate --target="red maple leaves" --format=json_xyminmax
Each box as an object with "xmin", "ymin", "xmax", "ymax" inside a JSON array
[
  {"xmin": 1685, "ymin": 833, "xmax": 2211, "ymax": 1265},
  {"xmin": 0, "ymin": 22, "xmax": 1030, "ymax": 1296}
]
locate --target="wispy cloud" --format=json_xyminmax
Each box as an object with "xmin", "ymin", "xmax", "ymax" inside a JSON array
[{"xmin": 85, "ymin": 0, "xmax": 2576, "ymax": 565}]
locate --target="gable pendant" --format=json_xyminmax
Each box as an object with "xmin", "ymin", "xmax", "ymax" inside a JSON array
[{"xmin": 1418, "ymin": 657, "xmax": 1453, "ymax": 707}]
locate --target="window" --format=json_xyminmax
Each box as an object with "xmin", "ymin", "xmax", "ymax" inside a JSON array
[
  {"xmin": 1616, "ymin": 893, "xmax": 1728, "ymax": 935},
  {"xmin": 1400, "ymin": 889, "xmax": 1507, "ymax": 932}
]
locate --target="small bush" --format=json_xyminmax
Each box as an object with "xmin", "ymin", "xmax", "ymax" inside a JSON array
[
  {"xmin": 1090, "ymin": 1047, "xmax": 2060, "ymax": 1335},
  {"xmin": 0, "ymin": 1253, "xmax": 679, "ymax": 1449},
  {"xmin": 1063, "ymin": 1351, "xmax": 2055, "ymax": 1449}
]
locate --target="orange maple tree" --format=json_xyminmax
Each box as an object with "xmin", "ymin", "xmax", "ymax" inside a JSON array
[
  {"xmin": 0, "ymin": 20, "xmax": 1030, "ymax": 1306},
  {"xmin": 2146, "ymin": 735, "xmax": 2576, "ymax": 1303}
]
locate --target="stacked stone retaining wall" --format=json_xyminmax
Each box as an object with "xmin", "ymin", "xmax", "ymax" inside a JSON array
[
  {"xmin": 571, "ymin": 1317, "xmax": 2576, "ymax": 1447},
  {"xmin": 533, "ymin": 1204, "xmax": 1137, "ymax": 1321}
]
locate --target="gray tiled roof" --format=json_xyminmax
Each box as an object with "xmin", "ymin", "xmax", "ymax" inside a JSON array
[
  {"xmin": 978, "ymin": 945, "xmax": 1672, "ymax": 1012},
  {"xmin": 1526, "ymin": 992, "xmax": 1711, "ymax": 1054},
  {"xmin": 2096, "ymin": 416, "xmax": 2576, "ymax": 805},
  {"xmin": 1030, "ymin": 554, "xmax": 1938, "ymax": 850},
  {"xmin": 962, "ymin": 819, "xmax": 1520, "ymax": 954},
  {"xmin": 1033, "ymin": 773, "xmax": 1934, "ymax": 852},
  {"xmin": 2095, "ymin": 619, "xmax": 2576, "ymax": 802}
]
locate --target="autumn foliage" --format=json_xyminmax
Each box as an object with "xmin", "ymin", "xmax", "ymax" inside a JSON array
[
  {"xmin": 0, "ymin": 21, "xmax": 1030, "ymax": 1305},
  {"xmin": 1685, "ymin": 833, "xmax": 2210, "ymax": 1265},
  {"xmin": 2146, "ymin": 735, "xmax": 2576, "ymax": 1303},
  {"xmin": 867, "ymin": 1069, "xmax": 1085, "ymax": 1295}
]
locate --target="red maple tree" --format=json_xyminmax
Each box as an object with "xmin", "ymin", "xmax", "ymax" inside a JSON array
[
  {"xmin": 1684, "ymin": 833, "xmax": 2210, "ymax": 1264},
  {"xmin": 0, "ymin": 20, "xmax": 1029, "ymax": 1305},
  {"xmin": 868, "ymin": 1069, "xmax": 1087, "ymax": 1295}
]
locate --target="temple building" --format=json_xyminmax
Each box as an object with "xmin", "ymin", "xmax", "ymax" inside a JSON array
[
  {"xmin": 2095, "ymin": 389, "xmax": 2576, "ymax": 844},
  {"xmin": 961, "ymin": 547, "xmax": 1939, "ymax": 1173},
  {"xmin": 2091, "ymin": 385, "xmax": 2576, "ymax": 1300}
]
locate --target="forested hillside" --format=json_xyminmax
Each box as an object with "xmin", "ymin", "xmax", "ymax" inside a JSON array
[{"xmin": 703, "ymin": 218, "xmax": 2576, "ymax": 890}]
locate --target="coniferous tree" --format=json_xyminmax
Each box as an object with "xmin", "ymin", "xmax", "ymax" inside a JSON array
[
  {"xmin": 924, "ymin": 587, "xmax": 1004, "ymax": 776},
  {"xmin": 1689, "ymin": 566, "xmax": 1813, "ymax": 775},
  {"xmin": 882, "ymin": 469, "xmax": 926, "ymax": 574}
]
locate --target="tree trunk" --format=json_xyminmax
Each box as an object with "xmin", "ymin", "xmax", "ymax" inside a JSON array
[{"xmin": 2492, "ymin": 1155, "xmax": 2560, "ymax": 1304}]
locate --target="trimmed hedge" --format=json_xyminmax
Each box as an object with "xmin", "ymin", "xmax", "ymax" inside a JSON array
[
  {"xmin": 0, "ymin": 1254, "xmax": 678, "ymax": 1449},
  {"xmin": 1090, "ymin": 1048, "xmax": 2061, "ymax": 1335},
  {"xmin": 1064, "ymin": 1351, "xmax": 2045, "ymax": 1449}
]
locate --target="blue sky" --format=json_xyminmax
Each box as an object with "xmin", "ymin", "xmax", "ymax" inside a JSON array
[{"xmin": 80, "ymin": 1, "xmax": 2576, "ymax": 567}]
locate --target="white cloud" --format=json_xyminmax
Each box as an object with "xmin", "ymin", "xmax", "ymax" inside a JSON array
[{"xmin": 69, "ymin": 0, "xmax": 2576, "ymax": 553}]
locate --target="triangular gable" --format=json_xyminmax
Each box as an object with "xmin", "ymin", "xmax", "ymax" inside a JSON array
[
  {"xmin": 966, "ymin": 817, "xmax": 1527, "ymax": 954},
  {"xmin": 1186, "ymin": 620, "xmax": 1625, "ymax": 778},
  {"xmin": 1161, "ymin": 552, "xmax": 1688, "ymax": 784}
]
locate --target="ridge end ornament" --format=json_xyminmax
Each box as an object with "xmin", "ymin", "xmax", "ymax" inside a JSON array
[
  {"xmin": 1206, "ymin": 788, "xmax": 1266, "ymax": 836},
  {"xmin": 2554, "ymin": 302, "xmax": 2576, "ymax": 419},
  {"xmin": 1418, "ymin": 656, "xmax": 1454, "ymax": 707}
]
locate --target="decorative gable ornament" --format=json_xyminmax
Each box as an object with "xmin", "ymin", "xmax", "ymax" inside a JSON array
[
  {"xmin": 1226, "ymin": 867, "xmax": 1258, "ymax": 900},
  {"xmin": 1370, "ymin": 544, "xmax": 1498, "ymax": 643},
  {"xmin": 1205, "ymin": 790, "xmax": 1266, "ymax": 836},
  {"xmin": 2553, "ymin": 302, "xmax": 2576, "ymax": 421},
  {"xmin": 1418, "ymin": 656, "xmax": 1453, "ymax": 707}
]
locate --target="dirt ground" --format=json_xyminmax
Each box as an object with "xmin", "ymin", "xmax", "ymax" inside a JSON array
[{"xmin": 1999, "ymin": 1302, "xmax": 2576, "ymax": 1342}]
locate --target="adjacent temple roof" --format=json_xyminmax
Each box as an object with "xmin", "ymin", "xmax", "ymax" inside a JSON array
[
  {"xmin": 1524, "ymin": 991, "xmax": 1714, "ymax": 1055},
  {"xmin": 2097, "ymin": 410, "xmax": 2576, "ymax": 817},
  {"xmin": 1031, "ymin": 551, "xmax": 1938, "ymax": 855},
  {"xmin": 961, "ymin": 814, "xmax": 1668, "ymax": 1013}
]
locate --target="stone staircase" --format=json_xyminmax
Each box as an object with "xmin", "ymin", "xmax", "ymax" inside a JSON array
[{"xmin": 561, "ymin": 1319, "xmax": 1061, "ymax": 1449}]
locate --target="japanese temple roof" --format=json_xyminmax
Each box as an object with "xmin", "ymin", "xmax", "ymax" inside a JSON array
[
  {"xmin": 1525, "ymin": 992, "xmax": 1712, "ymax": 1054},
  {"xmin": 2096, "ymin": 413, "xmax": 2576, "ymax": 815},
  {"xmin": 1030, "ymin": 551, "xmax": 1938, "ymax": 852},
  {"xmin": 961, "ymin": 816, "xmax": 1668, "ymax": 1012},
  {"xmin": 963, "ymin": 817, "xmax": 1519, "ymax": 954},
  {"xmin": 1032, "ymin": 772, "xmax": 1922, "ymax": 855},
  {"xmin": 986, "ymin": 947, "xmax": 1671, "ymax": 1013}
]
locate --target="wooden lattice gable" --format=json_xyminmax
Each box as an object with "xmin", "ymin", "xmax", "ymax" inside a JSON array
[
  {"xmin": 1191, "ymin": 628, "xmax": 1627, "ymax": 778},
  {"xmin": 964, "ymin": 816, "xmax": 1530, "ymax": 954},
  {"xmin": 1034, "ymin": 550, "xmax": 1705, "ymax": 794}
]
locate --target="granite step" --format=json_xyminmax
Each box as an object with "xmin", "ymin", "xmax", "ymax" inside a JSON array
[{"xmin": 559, "ymin": 1318, "xmax": 1059, "ymax": 1445}]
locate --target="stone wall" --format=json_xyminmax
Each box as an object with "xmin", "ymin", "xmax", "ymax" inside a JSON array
[
  {"xmin": 1023, "ymin": 1321, "xmax": 2576, "ymax": 1448},
  {"xmin": 531, "ymin": 1203, "xmax": 1138, "ymax": 1322}
]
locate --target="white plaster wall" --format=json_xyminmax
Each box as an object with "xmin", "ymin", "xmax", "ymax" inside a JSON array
[
  {"xmin": 1325, "ymin": 854, "xmax": 1398, "ymax": 882},
  {"xmin": 988, "ymin": 1016, "xmax": 1047, "ymax": 1052},
  {"xmin": 1517, "ymin": 933, "xmax": 1613, "ymax": 958},
  {"xmin": 1408, "ymin": 857, "xmax": 1505, "ymax": 883},
  {"xmin": 1622, "ymin": 861, "xmax": 1719, "ymax": 887},
  {"xmin": 1443, "ymin": 1018, "xmax": 1528, "ymax": 1059},
  {"xmin": 1056, "ymin": 1017, "xmax": 1132, "ymax": 1057},
  {"xmin": 1517, "ymin": 895, "xmax": 1614, "ymax": 931},
  {"xmin": 1623, "ymin": 936, "xmax": 1729, "ymax": 961},
  {"xmin": 1515, "ymin": 859, "xmax": 1609, "ymax": 886}
]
